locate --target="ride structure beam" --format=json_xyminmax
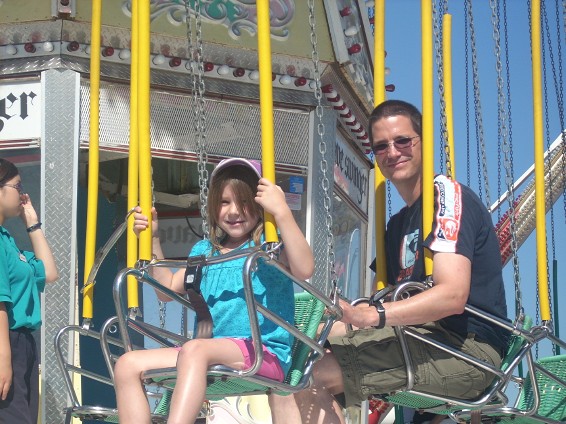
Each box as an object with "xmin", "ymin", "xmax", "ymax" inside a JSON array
[
  {"xmin": 530, "ymin": 0, "xmax": 551, "ymax": 322},
  {"xmin": 373, "ymin": 0, "xmax": 387, "ymax": 291},
  {"xmin": 421, "ymin": 0, "xmax": 434, "ymax": 276},
  {"xmin": 256, "ymin": 0, "xmax": 277, "ymax": 243}
]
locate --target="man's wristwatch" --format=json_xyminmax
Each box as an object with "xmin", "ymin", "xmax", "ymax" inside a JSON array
[{"xmin": 372, "ymin": 302, "xmax": 386, "ymax": 329}]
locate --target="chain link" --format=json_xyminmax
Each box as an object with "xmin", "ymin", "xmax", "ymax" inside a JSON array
[
  {"xmin": 488, "ymin": 0, "xmax": 523, "ymax": 317},
  {"xmin": 184, "ymin": 0, "xmax": 209, "ymax": 239},
  {"xmin": 464, "ymin": 1, "xmax": 472, "ymax": 187},
  {"xmin": 432, "ymin": 0, "xmax": 452, "ymax": 178},
  {"xmin": 308, "ymin": 0, "xmax": 337, "ymax": 293},
  {"xmin": 466, "ymin": 0, "xmax": 489, "ymax": 206},
  {"xmin": 557, "ymin": 1, "xmax": 566, "ymax": 241}
]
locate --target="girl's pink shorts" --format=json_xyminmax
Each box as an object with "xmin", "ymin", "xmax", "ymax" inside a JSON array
[
  {"xmin": 229, "ymin": 338, "xmax": 285, "ymax": 382},
  {"xmin": 175, "ymin": 338, "xmax": 285, "ymax": 382}
]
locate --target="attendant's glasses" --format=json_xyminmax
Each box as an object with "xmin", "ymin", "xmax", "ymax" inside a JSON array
[
  {"xmin": 372, "ymin": 135, "xmax": 420, "ymax": 156},
  {"xmin": 2, "ymin": 182, "xmax": 24, "ymax": 195}
]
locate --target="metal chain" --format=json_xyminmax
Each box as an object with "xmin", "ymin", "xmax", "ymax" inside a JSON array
[
  {"xmin": 557, "ymin": 1, "xmax": 566, "ymax": 234},
  {"xmin": 184, "ymin": 0, "xmax": 209, "ymax": 239},
  {"xmin": 541, "ymin": 3, "xmax": 555, "ymax": 339},
  {"xmin": 386, "ymin": 180, "xmax": 392, "ymax": 219},
  {"xmin": 489, "ymin": 0, "xmax": 523, "ymax": 316},
  {"xmin": 464, "ymin": 0, "xmax": 471, "ymax": 187},
  {"xmin": 432, "ymin": 0, "xmax": 452, "ymax": 178},
  {"xmin": 467, "ymin": 0, "xmax": 487, "ymax": 204},
  {"xmin": 308, "ymin": 0, "xmax": 337, "ymax": 294}
]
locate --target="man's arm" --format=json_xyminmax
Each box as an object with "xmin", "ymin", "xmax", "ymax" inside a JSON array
[{"xmin": 340, "ymin": 252, "xmax": 471, "ymax": 328}]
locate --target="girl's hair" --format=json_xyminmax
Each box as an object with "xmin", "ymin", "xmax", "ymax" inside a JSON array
[
  {"xmin": 207, "ymin": 165, "xmax": 263, "ymax": 251},
  {"xmin": 0, "ymin": 158, "xmax": 19, "ymax": 186}
]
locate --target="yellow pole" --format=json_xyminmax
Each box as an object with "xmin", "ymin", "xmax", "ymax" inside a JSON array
[
  {"xmin": 442, "ymin": 13, "xmax": 456, "ymax": 179},
  {"xmin": 373, "ymin": 0, "xmax": 387, "ymax": 290},
  {"xmin": 256, "ymin": 0, "xmax": 277, "ymax": 243},
  {"xmin": 530, "ymin": 0, "xmax": 550, "ymax": 321},
  {"xmin": 127, "ymin": 0, "xmax": 140, "ymax": 307},
  {"xmin": 83, "ymin": 0, "xmax": 102, "ymax": 319},
  {"xmin": 138, "ymin": 0, "xmax": 153, "ymax": 260},
  {"xmin": 421, "ymin": 0, "xmax": 434, "ymax": 276}
]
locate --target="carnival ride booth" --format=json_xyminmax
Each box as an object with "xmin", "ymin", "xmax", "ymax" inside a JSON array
[
  {"xmin": 2, "ymin": 1, "xmax": 566, "ymax": 424},
  {"xmin": 44, "ymin": 1, "xmax": 369, "ymax": 423}
]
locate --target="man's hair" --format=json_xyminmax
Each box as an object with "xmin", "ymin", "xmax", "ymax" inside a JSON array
[
  {"xmin": 368, "ymin": 100, "xmax": 422, "ymax": 142},
  {"xmin": 0, "ymin": 158, "xmax": 19, "ymax": 186}
]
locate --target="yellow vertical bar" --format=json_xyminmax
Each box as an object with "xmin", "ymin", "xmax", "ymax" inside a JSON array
[
  {"xmin": 530, "ymin": 0, "xmax": 550, "ymax": 321},
  {"xmin": 138, "ymin": 0, "xmax": 152, "ymax": 259},
  {"xmin": 256, "ymin": 0, "xmax": 277, "ymax": 243},
  {"xmin": 373, "ymin": 0, "xmax": 387, "ymax": 290},
  {"xmin": 83, "ymin": 0, "xmax": 102, "ymax": 319},
  {"xmin": 442, "ymin": 13, "xmax": 456, "ymax": 179},
  {"xmin": 421, "ymin": 0, "xmax": 434, "ymax": 276},
  {"xmin": 127, "ymin": 0, "xmax": 140, "ymax": 307}
]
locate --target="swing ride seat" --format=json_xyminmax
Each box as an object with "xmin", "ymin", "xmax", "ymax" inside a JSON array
[
  {"xmin": 112, "ymin": 247, "xmax": 340, "ymax": 407},
  {"xmin": 55, "ymin": 318, "xmax": 179, "ymax": 424},
  {"xmin": 364, "ymin": 281, "xmax": 566, "ymax": 423},
  {"xmin": 141, "ymin": 290, "xmax": 329, "ymax": 401}
]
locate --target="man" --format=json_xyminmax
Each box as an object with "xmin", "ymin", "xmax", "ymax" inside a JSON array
[{"xmin": 269, "ymin": 100, "xmax": 509, "ymax": 423}]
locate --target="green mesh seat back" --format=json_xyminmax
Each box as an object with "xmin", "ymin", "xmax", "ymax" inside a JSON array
[
  {"xmin": 284, "ymin": 292, "xmax": 326, "ymax": 386},
  {"xmin": 515, "ymin": 354, "xmax": 566, "ymax": 421},
  {"xmin": 385, "ymin": 392, "xmax": 446, "ymax": 411},
  {"xmin": 153, "ymin": 389, "xmax": 172, "ymax": 415},
  {"xmin": 206, "ymin": 378, "xmax": 275, "ymax": 401},
  {"xmin": 501, "ymin": 315, "xmax": 533, "ymax": 371}
]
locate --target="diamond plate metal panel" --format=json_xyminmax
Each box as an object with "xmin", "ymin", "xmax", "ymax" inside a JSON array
[
  {"xmin": 308, "ymin": 109, "xmax": 337, "ymax": 295},
  {"xmin": 41, "ymin": 69, "xmax": 80, "ymax": 424},
  {"xmin": 79, "ymin": 81, "xmax": 310, "ymax": 167}
]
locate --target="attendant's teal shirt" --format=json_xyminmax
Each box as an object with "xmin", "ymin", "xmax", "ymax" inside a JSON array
[
  {"xmin": 0, "ymin": 226, "xmax": 46, "ymax": 330},
  {"xmin": 190, "ymin": 237, "xmax": 295, "ymax": 375}
]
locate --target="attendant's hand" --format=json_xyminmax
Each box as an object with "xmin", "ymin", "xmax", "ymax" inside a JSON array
[
  {"xmin": 0, "ymin": 356, "xmax": 12, "ymax": 401},
  {"xmin": 19, "ymin": 194, "xmax": 40, "ymax": 228}
]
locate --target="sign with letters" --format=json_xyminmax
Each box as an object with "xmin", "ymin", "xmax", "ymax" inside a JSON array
[
  {"xmin": 0, "ymin": 80, "xmax": 42, "ymax": 142},
  {"xmin": 334, "ymin": 135, "xmax": 369, "ymax": 212}
]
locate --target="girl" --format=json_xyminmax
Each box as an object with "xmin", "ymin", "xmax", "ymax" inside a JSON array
[
  {"xmin": 0, "ymin": 158, "xmax": 59, "ymax": 424},
  {"xmin": 114, "ymin": 158, "xmax": 314, "ymax": 424}
]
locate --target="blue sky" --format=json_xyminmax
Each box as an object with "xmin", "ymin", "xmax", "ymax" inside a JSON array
[{"xmin": 383, "ymin": 0, "xmax": 566, "ymax": 356}]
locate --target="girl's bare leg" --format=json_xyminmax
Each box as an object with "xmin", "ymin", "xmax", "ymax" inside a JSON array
[
  {"xmin": 114, "ymin": 347, "xmax": 179, "ymax": 424},
  {"xmin": 167, "ymin": 338, "xmax": 246, "ymax": 424}
]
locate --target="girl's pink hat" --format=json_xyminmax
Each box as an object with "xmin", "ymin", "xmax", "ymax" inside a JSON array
[{"xmin": 210, "ymin": 158, "xmax": 262, "ymax": 184}]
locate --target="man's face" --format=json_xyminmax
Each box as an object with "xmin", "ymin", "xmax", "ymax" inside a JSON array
[{"xmin": 371, "ymin": 115, "xmax": 422, "ymax": 185}]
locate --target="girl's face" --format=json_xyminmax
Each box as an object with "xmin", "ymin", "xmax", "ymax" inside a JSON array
[
  {"xmin": 0, "ymin": 175, "xmax": 24, "ymax": 221},
  {"xmin": 217, "ymin": 183, "xmax": 260, "ymax": 247}
]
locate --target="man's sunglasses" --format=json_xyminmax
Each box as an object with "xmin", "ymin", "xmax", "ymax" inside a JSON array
[{"xmin": 372, "ymin": 135, "xmax": 420, "ymax": 156}]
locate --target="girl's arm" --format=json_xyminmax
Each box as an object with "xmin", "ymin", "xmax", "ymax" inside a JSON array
[
  {"xmin": 0, "ymin": 303, "xmax": 12, "ymax": 401},
  {"xmin": 255, "ymin": 178, "xmax": 314, "ymax": 281},
  {"xmin": 20, "ymin": 194, "xmax": 58, "ymax": 283},
  {"xmin": 133, "ymin": 207, "xmax": 185, "ymax": 301}
]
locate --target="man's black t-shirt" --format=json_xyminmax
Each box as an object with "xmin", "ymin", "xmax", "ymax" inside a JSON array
[{"xmin": 372, "ymin": 175, "xmax": 509, "ymax": 352}]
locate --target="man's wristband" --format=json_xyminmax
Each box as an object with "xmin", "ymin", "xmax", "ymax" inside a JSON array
[
  {"xmin": 26, "ymin": 222, "xmax": 42, "ymax": 233},
  {"xmin": 372, "ymin": 302, "xmax": 386, "ymax": 329}
]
